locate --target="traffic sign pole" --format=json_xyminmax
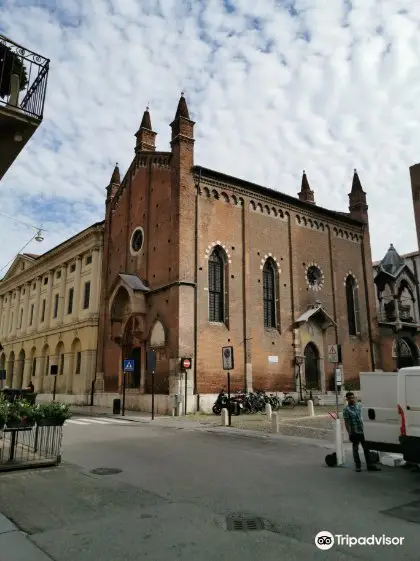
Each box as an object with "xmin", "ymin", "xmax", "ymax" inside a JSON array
[{"xmin": 122, "ymin": 370, "xmax": 126, "ymax": 417}]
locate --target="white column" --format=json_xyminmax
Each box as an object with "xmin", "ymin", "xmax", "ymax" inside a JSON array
[
  {"xmin": 34, "ymin": 277, "xmax": 42, "ymax": 331},
  {"xmin": 2, "ymin": 292, "xmax": 11, "ymax": 340},
  {"xmin": 44, "ymin": 270, "xmax": 54, "ymax": 329},
  {"xmin": 90, "ymin": 247, "xmax": 100, "ymax": 312},
  {"xmin": 21, "ymin": 283, "xmax": 30, "ymax": 335},
  {"xmin": 11, "ymin": 287, "xmax": 21, "ymax": 337},
  {"xmin": 58, "ymin": 263, "xmax": 68, "ymax": 325},
  {"xmin": 72, "ymin": 256, "xmax": 82, "ymax": 321},
  {"xmin": 0, "ymin": 296, "xmax": 3, "ymax": 336}
]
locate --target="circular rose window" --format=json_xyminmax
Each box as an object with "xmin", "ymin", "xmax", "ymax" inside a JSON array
[
  {"xmin": 306, "ymin": 265, "xmax": 323, "ymax": 288},
  {"xmin": 130, "ymin": 227, "xmax": 144, "ymax": 254}
]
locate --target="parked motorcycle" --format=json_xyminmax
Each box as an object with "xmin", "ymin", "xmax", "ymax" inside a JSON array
[{"xmin": 212, "ymin": 389, "xmax": 241, "ymax": 416}]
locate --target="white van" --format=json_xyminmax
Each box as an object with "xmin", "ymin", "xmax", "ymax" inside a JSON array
[
  {"xmin": 397, "ymin": 366, "xmax": 420, "ymax": 464},
  {"xmin": 359, "ymin": 371, "xmax": 402, "ymax": 454}
]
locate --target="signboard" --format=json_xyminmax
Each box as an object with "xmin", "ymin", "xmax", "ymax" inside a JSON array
[
  {"xmin": 268, "ymin": 356, "xmax": 278, "ymax": 364},
  {"xmin": 0, "ymin": 370, "xmax": 6, "ymax": 381},
  {"xmin": 123, "ymin": 359, "xmax": 135, "ymax": 372},
  {"xmin": 328, "ymin": 344, "xmax": 338, "ymax": 363},
  {"xmin": 50, "ymin": 365, "xmax": 58, "ymax": 376},
  {"xmin": 335, "ymin": 368, "xmax": 342, "ymax": 385},
  {"xmin": 181, "ymin": 357, "xmax": 192, "ymax": 370},
  {"xmin": 222, "ymin": 346, "xmax": 234, "ymax": 370},
  {"xmin": 146, "ymin": 350, "xmax": 156, "ymax": 374}
]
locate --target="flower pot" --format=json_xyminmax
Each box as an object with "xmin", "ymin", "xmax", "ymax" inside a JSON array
[{"xmin": 37, "ymin": 418, "xmax": 65, "ymax": 427}]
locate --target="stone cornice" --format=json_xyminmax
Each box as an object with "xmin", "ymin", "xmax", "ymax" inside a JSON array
[{"xmin": 0, "ymin": 224, "xmax": 104, "ymax": 295}]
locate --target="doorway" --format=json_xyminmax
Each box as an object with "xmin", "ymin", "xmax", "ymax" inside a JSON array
[
  {"xmin": 128, "ymin": 347, "xmax": 141, "ymax": 389},
  {"xmin": 396, "ymin": 337, "xmax": 418, "ymax": 369},
  {"xmin": 304, "ymin": 342, "xmax": 320, "ymax": 390}
]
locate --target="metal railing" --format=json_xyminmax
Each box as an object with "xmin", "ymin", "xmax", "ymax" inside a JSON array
[
  {"xmin": 378, "ymin": 311, "xmax": 417, "ymax": 324},
  {"xmin": 0, "ymin": 424, "xmax": 62, "ymax": 470},
  {"xmin": 0, "ymin": 34, "xmax": 50, "ymax": 120}
]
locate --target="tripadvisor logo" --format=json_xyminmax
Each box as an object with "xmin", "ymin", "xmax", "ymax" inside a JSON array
[{"xmin": 315, "ymin": 531, "xmax": 405, "ymax": 550}]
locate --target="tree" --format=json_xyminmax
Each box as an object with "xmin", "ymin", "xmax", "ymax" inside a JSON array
[{"xmin": 0, "ymin": 42, "xmax": 29, "ymax": 100}]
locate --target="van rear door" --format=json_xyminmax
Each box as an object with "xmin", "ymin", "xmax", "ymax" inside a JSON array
[
  {"xmin": 405, "ymin": 373, "xmax": 420, "ymax": 439},
  {"xmin": 360, "ymin": 372, "xmax": 401, "ymax": 453}
]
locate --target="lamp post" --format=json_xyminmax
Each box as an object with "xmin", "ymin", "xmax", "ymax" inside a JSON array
[{"xmin": 295, "ymin": 355, "xmax": 304, "ymax": 402}]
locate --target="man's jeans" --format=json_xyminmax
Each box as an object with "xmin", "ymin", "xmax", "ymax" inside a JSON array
[{"xmin": 349, "ymin": 432, "xmax": 372, "ymax": 468}]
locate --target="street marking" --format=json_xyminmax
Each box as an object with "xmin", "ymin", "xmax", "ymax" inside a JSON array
[
  {"xmin": 78, "ymin": 418, "xmax": 110, "ymax": 424},
  {"xmin": 66, "ymin": 420, "xmax": 90, "ymax": 425}
]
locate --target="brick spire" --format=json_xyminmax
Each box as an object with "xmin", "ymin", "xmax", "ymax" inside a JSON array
[
  {"xmin": 349, "ymin": 168, "xmax": 368, "ymax": 223},
  {"xmin": 298, "ymin": 170, "xmax": 315, "ymax": 204},
  {"xmin": 175, "ymin": 92, "xmax": 190, "ymax": 119},
  {"xmin": 135, "ymin": 106, "xmax": 156, "ymax": 153},
  {"xmin": 170, "ymin": 92, "xmax": 195, "ymax": 151},
  {"xmin": 106, "ymin": 163, "xmax": 120, "ymax": 204}
]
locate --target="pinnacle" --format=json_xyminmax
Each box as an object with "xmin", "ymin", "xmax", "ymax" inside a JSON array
[
  {"xmin": 139, "ymin": 106, "xmax": 152, "ymax": 130},
  {"xmin": 175, "ymin": 92, "xmax": 190, "ymax": 119},
  {"xmin": 110, "ymin": 163, "xmax": 120, "ymax": 185}
]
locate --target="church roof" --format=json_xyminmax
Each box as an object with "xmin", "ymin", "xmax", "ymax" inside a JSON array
[
  {"xmin": 192, "ymin": 166, "xmax": 364, "ymax": 227},
  {"xmin": 378, "ymin": 244, "xmax": 405, "ymax": 277}
]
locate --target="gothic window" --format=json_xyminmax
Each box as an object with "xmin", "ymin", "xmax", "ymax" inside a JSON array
[
  {"xmin": 263, "ymin": 259, "xmax": 277, "ymax": 329},
  {"xmin": 346, "ymin": 275, "xmax": 360, "ymax": 335},
  {"xmin": 398, "ymin": 280, "xmax": 415, "ymax": 323},
  {"xmin": 208, "ymin": 247, "xmax": 226, "ymax": 323}
]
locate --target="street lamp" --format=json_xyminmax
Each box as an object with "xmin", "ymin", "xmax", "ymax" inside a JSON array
[{"xmin": 295, "ymin": 355, "xmax": 304, "ymax": 402}]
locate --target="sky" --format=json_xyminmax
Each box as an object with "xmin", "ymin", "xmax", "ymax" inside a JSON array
[{"xmin": 1, "ymin": 0, "xmax": 420, "ymax": 278}]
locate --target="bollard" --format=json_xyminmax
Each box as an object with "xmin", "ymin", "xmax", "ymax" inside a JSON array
[
  {"xmin": 271, "ymin": 412, "xmax": 279, "ymax": 434},
  {"xmin": 265, "ymin": 403, "xmax": 272, "ymax": 421},
  {"xmin": 334, "ymin": 417, "xmax": 344, "ymax": 465},
  {"xmin": 307, "ymin": 399, "xmax": 315, "ymax": 417},
  {"xmin": 221, "ymin": 408, "xmax": 229, "ymax": 426}
]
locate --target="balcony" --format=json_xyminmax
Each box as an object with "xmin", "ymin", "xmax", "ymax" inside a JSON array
[
  {"xmin": 0, "ymin": 34, "xmax": 50, "ymax": 181},
  {"xmin": 378, "ymin": 301, "xmax": 419, "ymax": 328}
]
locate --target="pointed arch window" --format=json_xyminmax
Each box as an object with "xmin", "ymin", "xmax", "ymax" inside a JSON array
[
  {"xmin": 346, "ymin": 275, "xmax": 360, "ymax": 335},
  {"xmin": 208, "ymin": 247, "xmax": 226, "ymax": 323},
  {"xmin": 263, "ymin": 259, "xmax": 277, "ymax": 329}
]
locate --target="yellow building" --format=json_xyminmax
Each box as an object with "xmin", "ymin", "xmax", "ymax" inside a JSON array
[{"xmin": 0, "ymin": 222, "xmax": 104, "ymax": 403}]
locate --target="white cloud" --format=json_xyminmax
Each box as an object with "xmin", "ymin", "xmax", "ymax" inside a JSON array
[{"xmin": 1, "ymin": 0, "xmax": 420, "ymax": 277}]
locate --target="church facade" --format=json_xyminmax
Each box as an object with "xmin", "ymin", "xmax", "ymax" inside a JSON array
[{"xmin": 95, "ymin": 94, "xmax": 380, "ymax": 413}]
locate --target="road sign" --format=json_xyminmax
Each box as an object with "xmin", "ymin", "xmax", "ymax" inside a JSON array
[
  {"xmin": 328, "ymin": 344, "xmax": 338, "ymax": 363},
  {"xmin": 222, "ymin": 346, "xmax": 234, "ymax": 370},
  {"xmin": 146, "ymin": 350, "xmax": 156, "ymax": 374},
  {"xmin": 123, "ymin": 359, "xmax": 134, "ymax": 372},
  {"xmin": 335, "ymin": 368, "xmax": 342, "ymax": 385},
  {"xmin": 181, "ymin": 357, "xmax": 191, "ymax": 370},
  {"xmin": 50, "ymin": 365, "xmax": 58, "ymax": 376}
]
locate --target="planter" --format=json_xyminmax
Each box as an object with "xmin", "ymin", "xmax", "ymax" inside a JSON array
[
  {"xmin": 37, "ymin": 418, "xmax": 65, "ymax": 427},
  {"xmin": 5, "ymin": 419, "xmax": 26, "ymax": 429}
]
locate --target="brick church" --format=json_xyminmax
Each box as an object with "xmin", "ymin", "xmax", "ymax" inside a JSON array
[{"xmin": 95, "ymin": 93, "xmax": 380, "ymax": 413}]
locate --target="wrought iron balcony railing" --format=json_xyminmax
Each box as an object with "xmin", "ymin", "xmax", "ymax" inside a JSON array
[{"xmin": 0, "ymin": 34, "xmax": 49, "ymax": 121}]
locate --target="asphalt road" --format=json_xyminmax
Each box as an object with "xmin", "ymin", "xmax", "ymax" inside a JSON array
[{"xmin": 1, "ymin": 417, "xmax": 420, "ymax": 561}]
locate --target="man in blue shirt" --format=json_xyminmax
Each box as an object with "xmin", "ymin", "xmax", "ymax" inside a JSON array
[{"xmin": 343, "ymin": 391, "xmax": 381, "ymax": 472}]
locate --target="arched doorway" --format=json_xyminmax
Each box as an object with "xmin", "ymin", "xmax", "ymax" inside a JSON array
[
  {"xmin": 304, "ymin": 342, "xmax": 320, "ymax": 390},
  {"xmin": 395, "ymin": 337, "xmax": 418, "ymax": 369}
]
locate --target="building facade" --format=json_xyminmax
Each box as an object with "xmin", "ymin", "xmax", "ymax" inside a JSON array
[
  {"xmin": 95, "ymin": 94, "xmax": 380, "ymax": 413},
  {"xmin": 371, "ymin": 163, "xmax": 420, "ymax": 371},
  {"xmin": 0, "ymin": 222, "xmax": 103, "ymax": 402}
]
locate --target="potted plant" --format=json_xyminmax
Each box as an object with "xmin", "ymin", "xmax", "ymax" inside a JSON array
[
  {"xmin": 0, "ymin": 42, "xmax": 29, "ymax": 100},
  {"xmin": 35, "ymin": 402, "xmax": 72, "ymax": 426}
]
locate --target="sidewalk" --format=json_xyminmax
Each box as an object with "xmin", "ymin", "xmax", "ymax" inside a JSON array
[{"xmin": 0, "ymin": 513, "xmax": 53, "ymax": 561}]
